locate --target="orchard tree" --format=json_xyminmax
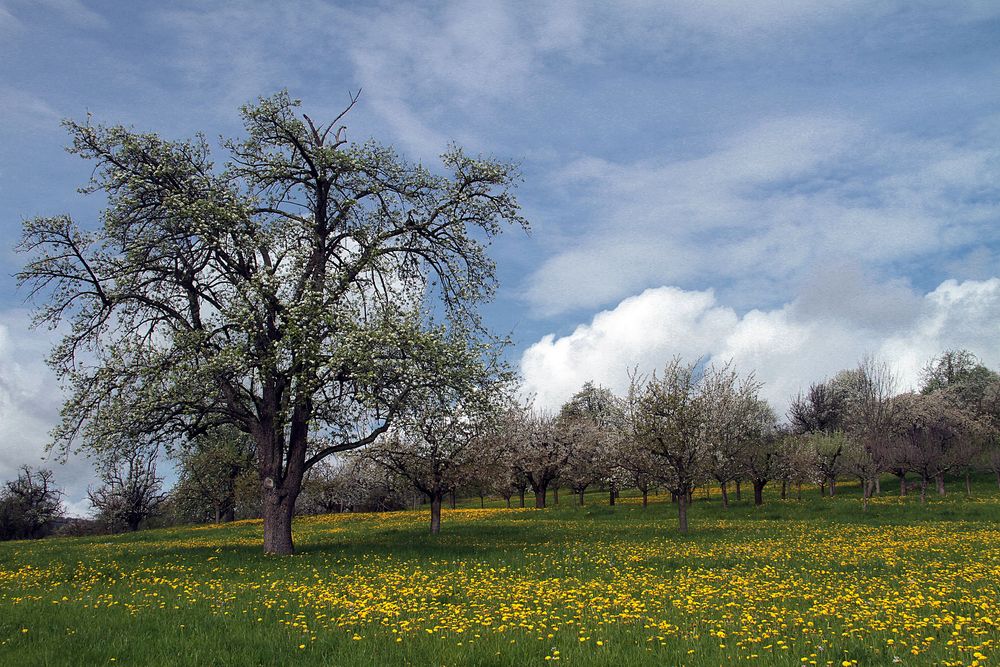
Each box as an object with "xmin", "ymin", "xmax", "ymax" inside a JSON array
[
  {"xmin": 0, "ymin": 466, "xmax": 64, "ymax": 540},
  {"xmin": 737, "ymin": 399, "xmax": 780, "ymax": 506},
  {"xmin": 558, "ymin": 382, "xmax": 621, "ymax": 505},
  {"xmin": 173, "ymin": 427, "xmax": 254, "ymax": 523},
  {"xmin": 558, "ymin": 417, "xmax": 603, "ymax": 505},
  {"xmin": 827, "ymin": 356, "xmax": 899, "ymax": 497},
  {"xmin": 17, "ymin": 91, "xmax": 526, "ymax": 554},
  {"xmin": 894, "ymin": 392, "xmax": 980, "ymax": 502},
  {"xmin": 700, "ymin": 364, "xmax": 763, "ymax": 508},
  {"xmin": 514, "ymin": 411, "xmax": 569, "ymax": 508},
  {"xmin": 630, "ymin": 358, "xmax": 707, "ymax": 533},
  {"xmin": 89, "ymin": 444, "xmax": 167, "ymax": 532},
  {"xmin": 366, "ymin": 350, "xmax": 509, "ymax": 534}
]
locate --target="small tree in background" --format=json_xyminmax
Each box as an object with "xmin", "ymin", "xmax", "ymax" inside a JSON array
[
  {"xmin": 630, "ymin": 358, "xmax": 707, "ymax": 533},
  {"xmin": 173, "ymin": 428, "xmax": 254, "ymax": 523},
  {"xmin": 0, "ymin": 466, "xmax": 64, "ymax": 540},
  {"xmin": 89, "ymin": 444, "xmax": 167, "ymax": 532},
  {"xmin": 514, "ymin": 411, "xmax": 570, "ymax": 509},
  {"xmin": 366, "ymin": 352, "xmax": 509, "ymax": 534}
]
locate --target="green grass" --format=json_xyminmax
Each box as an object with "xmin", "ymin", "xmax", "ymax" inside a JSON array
[{"xmin": 2, "ymin": 479, "xmax": 999, "ymax": 666}]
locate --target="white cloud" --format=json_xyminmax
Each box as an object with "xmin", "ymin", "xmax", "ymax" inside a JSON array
[
  {"xmin": 0, "ymin": 310, "xmax": 97, "ymax": 516},
  {"xmin": 520, "ymin": 277, "xmax": 1000, "ymax": 418},
  {"xmin": 526, "ymin": 114, "xmax": 1000, "ymax": 315}
]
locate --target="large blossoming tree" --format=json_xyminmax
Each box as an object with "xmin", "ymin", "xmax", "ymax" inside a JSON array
[{"xmin": 18, "ymin": 91, "xmax": 526, "ymax": 554}]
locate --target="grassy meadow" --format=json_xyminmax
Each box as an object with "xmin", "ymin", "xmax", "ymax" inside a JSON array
[{"xmin": 1, "ymin": 482, "xmax": 999, "ymax": 666}]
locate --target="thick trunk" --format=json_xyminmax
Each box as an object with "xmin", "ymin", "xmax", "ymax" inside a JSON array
[
  {"xmin": 519, "ymin": 489, "xmax": 525, "ymax": 507},
  {"xmin": 796, "ymin": 481, "xmax": 802, "ymax": 501},
  {"xmin": 829, "ymin": 477, "xmax": 837, "ymax": 496},
  {"xmin": 262, "ymin": 489, "xmax": 296, "ymax": 555},
  {"xmin": 479, "ymin": 494, "xmax": 485, "ymax": 509},
  {"xmin": 430, "ymin": 495, "xmax": 442, "ymax": 534},
  {"xmin": 506, "ymin": 497, "xmax": 511, "ymax": 508},
  {"xmin": 609, "ymin": 489, "xmax": 615, "ymax": 506},
  {"xmin": 753, "ymin": 479, "xmax": 765, "ymax": 506},
  {"xmin": 820, "ymin": 481, "xmax": 826, "ymax": 497},
  {"xmin": 898, "ymin": 473, "xmax": 907, "ymax": 497},
  {"xmin": 936, "ymin": 473, "xmax": 946, "ymax": 496},
  {"xmin": 578, "ymin": 489, "xmax": 585, "ymax": 506},
  {"xmin": 735, "ymin": 479, "xmax": 742, "ymax": 501},
  {"xmin": 920, "ymin": 476, "xmax": 928, "ymax": 504},
  {"xmin": 450, "ymin": 490, "xmax": 457, "ymax": 509},
  {"xmin": 256, "ymin": 398, "xmax": 307, "ymax": 555},
  {"xmin": 874, "ymin": 476, "xmax": 881, "ymax": 495},
  {"xmin": 553, "ymin": 486, "xmax": 559, "ymax": 505},
  {"xmin": 677, "ymin": 490, "xmax": 689, "ymax": 534},
  {"xmin": 720, "ymin": 481, "xmax": 729, "ymax": 508},
  {"xmin": 642, "ymin": 488, "xmax": 648, "ymax": 508},
  {"xmin": 965, "ymin": 471, "xmax": 972, "ymax": 496},
  {"xmin": 780, "ymin": 480, "xmax": 787, "ymax": 500}
]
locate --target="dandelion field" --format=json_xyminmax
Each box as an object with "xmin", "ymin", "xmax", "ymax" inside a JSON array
[{"xmin": 2, "ymin": 485, "xmax": 999, "ymax": 666}]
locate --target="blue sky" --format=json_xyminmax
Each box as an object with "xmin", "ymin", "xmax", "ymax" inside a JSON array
[{"xmin": 1, "ymin": 1, "xmax": 999, "ymax": 512}]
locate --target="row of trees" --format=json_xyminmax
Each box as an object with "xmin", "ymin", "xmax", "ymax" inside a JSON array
[
  {"xmin": 312, "ymin": 351, "xmax": 999, "ymax": 535},
  {"xmin": 4, "ymin": 348, "xmax": 997, "ymax": 540}
]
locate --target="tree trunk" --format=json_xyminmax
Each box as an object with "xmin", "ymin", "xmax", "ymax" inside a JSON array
[
  {"xmin": 262, "ymin": 489, "xmax": 296, "ymax": 555},
  {"xmin": 534, "ymin": 485, "xmax": 547, "ymax": 508},
  {"xmin": 553, "ymin": 486, "xmax": 559, "ymax": 505},
  {"xmin": 735, "ymin": 479, "xmax": 741, "ymax": 501},
  {"xmin": 899, "ymin": 473, "xmax": 907, "ymax": 497},
  {"xmin": 820, "ymin": 481, "xmax": 826, "ymax": 497},
  {"xmin": 430, "ymin": 494, "xmax": 442, "ymax": 534},
  {"xmin": 780, "ymin": 480, "xmax": 787, "ymax": 500},
  {"xmin": 450, "ymin": 490, "xmax": 457, "ymax": 509},
  {"xmin": 578, "ymin": 489, "xmax": 585, "ymax": 506},
  {"xmin": 609, "ymin": 489, "xmax": 615, "ymax": 506},
  {"xmin": 920, "ymin": 476, "xmax": 928, "ymax": 504},
  {"xmin": 506, "ymin": 496, "xmax": 511, "ymax": 508},
  {"xmin": 874, "ymin": 476, "xmax": 881, "ymax": 495},
  {"xmin": 829, "ymin": 477, "xmax": 837, "ymax": 496},
  {"xmin": 642, "ymin": 488, "xmax": 648, "ymax": 508},
  {"xmin": 720, "ymin": 481, "xmax": 729, "ymax": 509},
  {"xmin": 996, "ymin": 469, "xmax": 1000, "ymax": 490},
  {"xmin": 479, "ymin": 494, "xmax": 485, "ymax": 509},
  {"xmin": 677, "ymin": 489, "xmax": 688, "ymax": 534},
  {"xmin": 753, "ymin": 479, "xmax": 765, "ymax": 506},
  {"xmin": 519, "ymin": 489, "xmax": 525, "ymax": 507},
  {"xmin": 936, "ymin": 473, "xmax": 946, "ymax": 496},
  {"xmin": 965, "ymin": 471, "xmax": 972, "ymax": 496},
  {"xmin": 796, "ymin": 481, "xmax": 802, "ymax": 501}
]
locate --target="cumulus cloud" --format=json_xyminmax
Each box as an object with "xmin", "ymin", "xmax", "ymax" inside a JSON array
[
  {"xmin": 0, "ymin": 310, "xmax": 97, "ymax": 516},
  {"xmin": 520, "ymin": 277, "xmax": 1000, "ymax": 417}
]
